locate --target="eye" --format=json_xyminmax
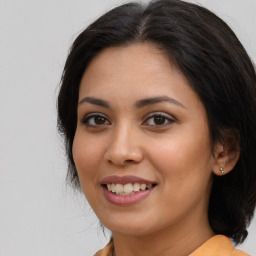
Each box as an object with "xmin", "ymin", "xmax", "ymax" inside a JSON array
[
  {"xmin": 81, "ymin": 113, "xmax": 111, "ymax": 127},
  {"xmin": 143, "ymin": 113, "xmax": 175, "ymax": 127}
]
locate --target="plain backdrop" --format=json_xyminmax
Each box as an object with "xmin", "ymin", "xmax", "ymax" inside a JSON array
[{"xmin": 0, "ymin": 0, "xmax": 255, "ymax": 255}]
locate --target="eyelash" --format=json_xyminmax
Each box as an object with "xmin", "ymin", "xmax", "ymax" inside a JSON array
[
  {"xmin": 143, "ymin": 112, "xmax": 175, "ymax": 127},
  {"xmin": 80, "ymin": 112, "xmax": 175, "ymax": 128},
  {"xmin": 81, "ymin": 113, "xmax": 111, "ymax": 128}
]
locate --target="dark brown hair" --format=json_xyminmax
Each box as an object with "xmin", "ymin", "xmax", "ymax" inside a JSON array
[{"xmin": 57, "ymin": 0, "xmax": 256, "ymax": 244}]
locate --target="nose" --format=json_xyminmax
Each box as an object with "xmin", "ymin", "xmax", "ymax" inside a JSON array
[{"xmin": 104, "ymin": 123, "xmax": 144, "ymax": 166}]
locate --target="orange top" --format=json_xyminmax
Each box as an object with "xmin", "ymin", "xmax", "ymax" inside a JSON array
[{"xmin": 94, "ymin": 235, "xmax": 249, "ymax": 256}]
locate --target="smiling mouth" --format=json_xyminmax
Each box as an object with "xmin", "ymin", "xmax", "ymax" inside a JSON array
[{"xmin": 103, "ymin": 183, "xmax": 157, "ymax": 195}]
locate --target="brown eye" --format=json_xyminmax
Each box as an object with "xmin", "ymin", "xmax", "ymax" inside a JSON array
[
  {"xmin": 153, "ymin": 116, "xmax": 166, "ymax": 125},
  {"xmin": 94, "ymin": 116, "xmax": 106, "ymax": 125},
  {"xmin": 81, "ymin": 113, "xmax": 110, "ymax": 127},
  {"xmin": 143, "ymin": 113, "xmax": 175, "ymax": 127}
]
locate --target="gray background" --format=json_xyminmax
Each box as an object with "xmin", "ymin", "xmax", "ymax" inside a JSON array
[{"xmin": 0, "ymin": 0, "xmax": 255, "ymax": 255}]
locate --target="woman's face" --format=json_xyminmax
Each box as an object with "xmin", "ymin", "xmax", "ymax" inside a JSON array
[{"xmin": 73, "ymin": 43, "xmax": 218, "ymax": 237}]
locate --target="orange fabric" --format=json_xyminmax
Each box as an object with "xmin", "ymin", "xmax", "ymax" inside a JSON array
[
  {"xmin": 94, "ymin": 241, "xmax": 113, "ymax": 256},
  {"xmin": 189, "ymin": 235, "xmax": 249, "ymax": 256},
  {"xmin": 94, "ymin": 235, "xmax": 249, "ymax": 256}
]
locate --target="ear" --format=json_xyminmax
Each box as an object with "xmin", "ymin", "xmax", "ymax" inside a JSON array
[{"xmin": 212, "ymin": 143, "xmax": 240, "ymax": 176}]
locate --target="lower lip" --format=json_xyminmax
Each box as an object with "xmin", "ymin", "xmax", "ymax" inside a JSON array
[{"xmin": 102, "ymin": 186, "xmax": 154, "ymax": 206}]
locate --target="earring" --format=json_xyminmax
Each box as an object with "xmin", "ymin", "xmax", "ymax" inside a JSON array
[{"xmin": 219, "ymin": 167, "xmax": 224, "ymax": 174}]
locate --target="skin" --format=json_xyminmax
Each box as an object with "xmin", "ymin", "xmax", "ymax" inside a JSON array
[{"xmin": 73, "ymin": 43, "xmax": 239, "ymax": 256}]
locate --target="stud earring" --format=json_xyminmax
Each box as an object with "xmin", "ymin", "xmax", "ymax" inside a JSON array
[{"xmin": 219, "ymin": 167, "xmax": 224, "ymax": 174}]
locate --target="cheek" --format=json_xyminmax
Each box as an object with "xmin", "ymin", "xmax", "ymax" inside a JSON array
[
  {"xmin": 146, "ymin": 130, "xmax": 214, "ymax": 188},
  {"xmin": 72, "ymin": 131, "xmax": 105, "ymax": 185},
  {"xmin": 145, "ymin": 135, "xmax": 214, "ymax": 220}
]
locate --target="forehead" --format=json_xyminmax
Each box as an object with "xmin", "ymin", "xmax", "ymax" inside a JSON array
[
  {"xmin": 78, "ymin": 43, "xmax": 202, "ymax": 109},
  {"xmin": 84, "ymin": 43, "xmax": 171, "ymax": 75}
]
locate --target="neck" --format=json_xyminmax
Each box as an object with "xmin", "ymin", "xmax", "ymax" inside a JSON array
[{"xmin": 112, "ymin": 212, "xmax": 214, "ymax": 256}]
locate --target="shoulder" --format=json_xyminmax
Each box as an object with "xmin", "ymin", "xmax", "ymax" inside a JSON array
[
  {"xmin": 95, "ymin": 236, "xmax": 251, "ymax": 256},
  {"xmin": 232, "ymin": 248, "xmax": 250, "ymax": 256},
  {"xmin": 190, "ymin": 235, "xmax": 250, "ymax": 256},
  {"xmin": 94, "ymin": 239, "xmax": 113, "ymax": 256}
]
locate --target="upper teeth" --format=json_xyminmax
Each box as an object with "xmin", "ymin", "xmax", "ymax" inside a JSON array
[{"xmin": 106, "ymin": 183, "xmax": 153, "ymax": 195}]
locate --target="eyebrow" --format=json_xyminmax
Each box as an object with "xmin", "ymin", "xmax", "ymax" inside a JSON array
[
  {"xmin": 135, "ymin": 96, "xmax": 185, "ymax": 109},
  {"xmin": 78, "ymin": 95, "xmax": 185, "ymax": 109},
  {"xmin": 79, "ymin": 97, "xmax": 111, "ymax": 108}
]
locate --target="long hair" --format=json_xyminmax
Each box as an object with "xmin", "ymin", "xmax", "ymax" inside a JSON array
[{"xmin": 57, "ymin": 0, "xmax": 256, "ymax": 244}]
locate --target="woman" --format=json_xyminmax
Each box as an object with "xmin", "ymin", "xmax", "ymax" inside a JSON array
[{"xmin": 57, "ymin": 0, "xmax": 256, "ymax": 255}]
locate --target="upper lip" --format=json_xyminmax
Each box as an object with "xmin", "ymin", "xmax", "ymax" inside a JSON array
[{"xmin": 101, "ymin": 175, "xmax": 156, "ymax": 185}]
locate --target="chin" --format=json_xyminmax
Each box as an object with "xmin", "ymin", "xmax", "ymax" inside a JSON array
[{"xmin": 101, "ymin": 215, "xmax": 165, "ymax": 238}]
